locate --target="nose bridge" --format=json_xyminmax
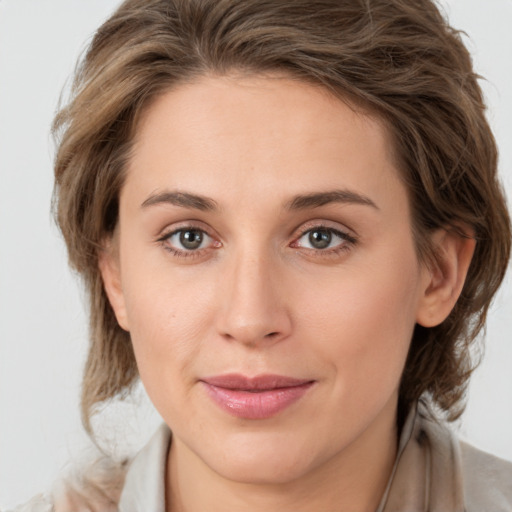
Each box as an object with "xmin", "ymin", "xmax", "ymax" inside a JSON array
[{"xmin": 217, "ymin": 242, "xmax": 290, "ymax": 346}]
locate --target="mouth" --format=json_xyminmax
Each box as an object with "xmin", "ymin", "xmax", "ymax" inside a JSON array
[{"xmin": 200, "ymin": 374, "xmax": 315, "ymax": 420}]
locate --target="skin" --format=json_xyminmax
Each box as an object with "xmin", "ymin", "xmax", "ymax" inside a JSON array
[{"xmin": 100, "ymin": 74, "xmax": 475, "ymax": 512}]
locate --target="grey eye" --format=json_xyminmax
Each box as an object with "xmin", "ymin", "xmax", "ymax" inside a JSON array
[
  {"xmin": 308, "ymin": 229, "xmax": 332, "ymax": 249},
  {"xmin": 166, "ymin": 229, "xmax": 211, "ymax": 251},
  {"xmin": 295, "ymin": 226, "xmax": 352, "ymax": 251},
  {"xmin": 179, "ymin": 229, "xmax": 204, "ymax": 250}
]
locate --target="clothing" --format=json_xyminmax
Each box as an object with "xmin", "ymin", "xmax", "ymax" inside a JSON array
[
  {"xmin": 9, "ymin": 401, "xmax": 512, "ymax": 511},
  {"xmin": 118, "ymin": 400, "xmax": 512, "ymax": 511}
]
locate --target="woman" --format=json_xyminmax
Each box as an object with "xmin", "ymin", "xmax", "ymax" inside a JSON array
[{"xmin": 11, "ymin": 0, "xmax": 512, "ymax": 510}]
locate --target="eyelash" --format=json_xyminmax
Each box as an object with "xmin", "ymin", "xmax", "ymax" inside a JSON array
[
  {"xmin": 156, "ymin": 224, "xmax": 358, "ymax": 260},
  {"xmin": 291, "ymin": 225, "xmax": 358, "ymax": 257},
  {"xmin": 157, "ymin": 225, "xmax": 219, "ymax": 260}
]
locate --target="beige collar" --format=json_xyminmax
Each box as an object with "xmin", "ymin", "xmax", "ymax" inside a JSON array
[{"xmin": 118, "ymin": 400, "xmax": 512, "ymax": 511}]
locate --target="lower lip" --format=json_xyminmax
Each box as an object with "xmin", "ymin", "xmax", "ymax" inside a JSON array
[{"xmin": 201, "ymin": 381, "xmax": 314, "ymax": 420}]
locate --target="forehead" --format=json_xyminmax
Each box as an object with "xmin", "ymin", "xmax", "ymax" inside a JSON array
[{"xmin": 125, "ymin": 74, "xmax": 405, "ymax": 214}]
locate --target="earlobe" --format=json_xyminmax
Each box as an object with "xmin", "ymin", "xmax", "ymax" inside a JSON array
[
  {"xmin": 416, "ymin": 228, "xmax": 476, "ymax": 328},
  {"xmin": 98, "ymin": 240, "xmax": 130, "ymax": 331}
]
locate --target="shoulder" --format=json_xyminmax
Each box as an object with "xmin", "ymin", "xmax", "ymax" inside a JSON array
[
  {"xmin": 7, "ymin": 425, "xmax": 170, "ymax": 512},
  {"xmin": 3, "ymin": 494, "xmax": 54, "ymax": 512},
  {"xmin": 412, "ymin": 401, "xmax": 512, "ymax": 511},
  {"xmin": 5, "ymin": 456, "xmax": 128, "ymax": 512},
  {"xmin": 459, "ymin": 439, "xmax": 512, "ymax": 511}
]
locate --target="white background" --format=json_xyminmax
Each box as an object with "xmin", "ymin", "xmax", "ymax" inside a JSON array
[{"xmin": 1, "ymin": 0, "xmax": 511, "ymax": 507}]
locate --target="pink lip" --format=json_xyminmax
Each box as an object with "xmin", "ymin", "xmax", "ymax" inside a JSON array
[{"xmin": 200, "ymin": 374, "xmax": 315, "ymax": 420}]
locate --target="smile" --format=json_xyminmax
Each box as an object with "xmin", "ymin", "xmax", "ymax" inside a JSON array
[{"xmin": 200, "ymin": 374, "xmax": 315, "ymax": 420}]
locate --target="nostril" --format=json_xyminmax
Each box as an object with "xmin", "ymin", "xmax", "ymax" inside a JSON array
[{"xmin": 265, "ymin": 332, "xmax": 279, "ymax": 338}]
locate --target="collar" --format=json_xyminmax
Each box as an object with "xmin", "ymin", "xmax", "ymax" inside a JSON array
[
  {"xmin": 118, "ymin": 423, "xmax": 170, "ymax": 512},
  {"xmin": 118, "ymin": 401, "xmax": 466, "ymax": 512},
  {"xmin": 378, "ymin": 400, "xmax": 465, "ymax": 511}
]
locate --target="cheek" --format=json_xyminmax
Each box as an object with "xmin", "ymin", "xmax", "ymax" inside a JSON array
[
  {"xmin": 119, "ymin": 254, "xmax": 219, "ymax": 398},
  {"xmin": 296, "ymin": 248, "xmax": 421, "ymax": 397}
]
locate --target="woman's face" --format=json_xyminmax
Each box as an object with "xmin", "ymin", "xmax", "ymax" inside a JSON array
[{"xmin": 103, "ymin": 75, "xmax": 434, "ymax": 484}]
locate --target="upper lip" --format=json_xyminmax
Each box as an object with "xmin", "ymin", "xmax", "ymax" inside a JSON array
[{"xmin": 201, "ymin": 374, "xmax": 314, "ymax": 391}]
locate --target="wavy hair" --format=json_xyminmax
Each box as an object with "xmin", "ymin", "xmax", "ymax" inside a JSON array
[{"xmin": 52, "ymin": 0, "xmax": 511, "ymax": 434}]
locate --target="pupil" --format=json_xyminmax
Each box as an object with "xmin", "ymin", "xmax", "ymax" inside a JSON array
[
  {"xmin": 309, "ymin": 229, "xmax": 331, "ymax": 249},
  {"xmin": 180, "ymin": 230, "xmax": 203, "ymax": 250}
]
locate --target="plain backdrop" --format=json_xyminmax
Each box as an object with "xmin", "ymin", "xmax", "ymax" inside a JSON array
[{"xmin": 1, "ymin": 0, "xmax": 511, "ymax": 507}]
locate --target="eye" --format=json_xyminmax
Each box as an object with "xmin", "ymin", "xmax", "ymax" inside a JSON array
[
  {"xmin": 292, "ymin": 226, "xmax": 356, "ymax": 251},
  {"xmin": 160, "ymin": 228, "xmax": 216, "ymax": 253}
]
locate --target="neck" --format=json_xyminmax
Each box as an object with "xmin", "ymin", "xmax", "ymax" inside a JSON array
[{"xmin": 166, "ymin": 400, "xmax": 398, "ymax": 512}]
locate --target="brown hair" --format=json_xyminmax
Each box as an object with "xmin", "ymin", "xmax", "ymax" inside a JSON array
[{"xmin": 53, "ymin": 0, "xmax": 511, "ymax": 434}]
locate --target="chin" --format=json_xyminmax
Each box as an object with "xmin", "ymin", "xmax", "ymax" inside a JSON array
[{"xmin": 201, "ymin": 430, "xmax": 323, "ymax": 485}]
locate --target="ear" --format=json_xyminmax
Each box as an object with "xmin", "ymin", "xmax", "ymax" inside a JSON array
[
  {"xmin": 416, "ymin": 227, "xmax": 476, "ymax": 328},
  {"xmin": 98, "ymin": 238, "xmax": 130, "ymax": 331}
]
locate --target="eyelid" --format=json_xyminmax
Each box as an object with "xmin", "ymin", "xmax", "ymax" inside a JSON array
[
  {"xmin": 289, "ymin": 221, "xmax": 358, "ymax": 254},
  {"xmin": 154, "ymin": 219, "xmax": 357, "ymax": 259},
  {"xmin": 292, "ymin": 228, "xmax": 354, "ymax": 247},
  {"xmin": 156, "ymin": 222, "xmax": 222, "ymax": 258},
  {"xmin": 291, "ymin": 219, "xmax": 357, "ymax": 241},
  {"xmin": 155, "ymin": 218, "xmax": 213, "ymax": 238}
]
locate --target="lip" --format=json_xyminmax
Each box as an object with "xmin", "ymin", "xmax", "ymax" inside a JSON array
[{"xmin": 200, "ymin": 374, "xmax": 315, "ymax": 420}]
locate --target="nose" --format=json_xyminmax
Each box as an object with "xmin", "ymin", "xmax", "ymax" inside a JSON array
[{"xmin": 215, "ymin": 249, "xmax": 292, "ymax": 347}]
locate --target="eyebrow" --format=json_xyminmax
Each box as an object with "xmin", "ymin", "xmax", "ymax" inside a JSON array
[
  {"xmin": 285, "ymin": 190, "xmax": 379, "ymax": 210},
  {"xmin": 141, "ymin": 191, "xmax": 218, "ymax": 211},
  {"xmin": 140, "ymin": 188, "xmax": 378, "ymax": 212}
]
